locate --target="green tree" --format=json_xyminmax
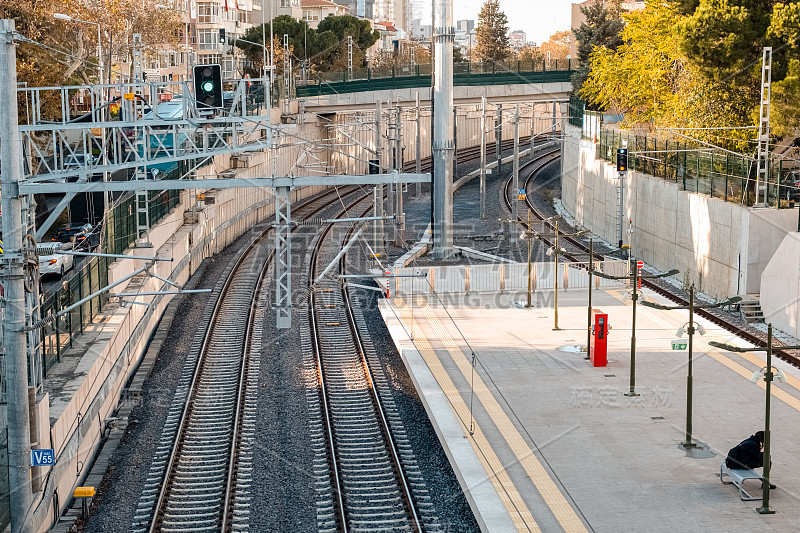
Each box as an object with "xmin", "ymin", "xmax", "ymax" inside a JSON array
[
  {"xmin": 571, "ymin": 0, "xmax": 625, "ymax": 95},
  {"xmin": 581, "ymin": 2, "xmax": 755, "ymax": 149},
  {"xmin": 317, "ymin": 14, "xmax": 379, "ymax": 52},
  {"xmin": 772, "ymin": 59, "xmax": 800, "ymax": 137},
  {"xmin": 677, "ymin": 0, "xmax": 768, "ymax": 86},
  {"xmin": 475, "ymin": 0, "xmax": 510, "ymax": 62}
]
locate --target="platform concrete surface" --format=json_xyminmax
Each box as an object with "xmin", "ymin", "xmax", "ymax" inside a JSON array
[{"xmin": 380, "ymin": 287, "xmax": 800, "ymax": 533}]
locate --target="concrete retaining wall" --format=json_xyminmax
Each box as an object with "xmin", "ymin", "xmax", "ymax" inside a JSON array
[{"xmin": 561, "ymin": 125, "xmax": 797, "ymax": 299}]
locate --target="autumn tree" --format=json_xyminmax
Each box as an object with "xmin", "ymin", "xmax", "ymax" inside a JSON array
[
  {"xmin": 3, "ymin": 0, "xmax": 181, "ymax": 118},
  {"xmin": 475, "ymin": 0, "xmax": 510, "ymax": 62},
  {"xmin": 571, "ymin": 0, "xmax": 625, "ymax": 95},
  {"xmin": 540, "ymin": 30, "xmax": 571, "ymax": 63}
]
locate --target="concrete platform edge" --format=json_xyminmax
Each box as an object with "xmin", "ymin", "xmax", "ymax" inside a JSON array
[{"xmin": 379, "ymin": 301, "xmax": 516, "ymax": 533}]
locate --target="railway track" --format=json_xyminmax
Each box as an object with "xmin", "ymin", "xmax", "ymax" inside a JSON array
[
  {"xmin": 308, "ymin": 196, "xmax": 438, "ymax": 531},
  {"xmin": 403, "ymin": 133, "xmax": 548, "ymax": 174},
  {"xmin": 130, "ymin": 186, "xmax": 369, "ymax": 533},
  {"xmin": 504, "ymin": 153, "xmax": 800, "ymax": 368}
]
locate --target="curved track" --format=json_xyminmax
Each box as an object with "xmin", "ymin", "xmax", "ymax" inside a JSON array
[
  {"xmin": 504, "ymin": 153, "xmax": 800, "ymax": 368},
  {"xmin": 308, "ymin": 197, "xmax": 436, "ymax": 531}
]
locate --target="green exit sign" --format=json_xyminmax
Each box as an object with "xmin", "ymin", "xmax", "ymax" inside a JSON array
[{"xmin": 671, "ymin": 339, "xmax": 688, "ymax": 351}]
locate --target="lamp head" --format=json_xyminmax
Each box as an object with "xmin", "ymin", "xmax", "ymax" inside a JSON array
[
  {"xmin": 675, "ymin": 326, "xmax": 685, "ymax": 338},
  {"xmin": 53, "ymin": 13, "xmax": 73, "ymax": 20},
  {"xmin": 696, "ymin": 324, "xmax": 706, "ymax": 336},
  {"xmin": 775, "ymin": 369, "xmax": 787, "ymax": 384},
  {"xmin": 546, "ymin": 247, "xmax": 554, "ymax": 256},
  {"xmin": 750, "ymin": 370, "xmax": 763, "ymax": 383}
]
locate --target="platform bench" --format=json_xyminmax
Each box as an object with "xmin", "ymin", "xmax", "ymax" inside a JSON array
[{"xmin": 720, "ymin": 462, "xmax": 763, "ymax": 501}]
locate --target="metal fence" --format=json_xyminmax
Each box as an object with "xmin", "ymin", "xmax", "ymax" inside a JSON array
[
  {"xmin": 585, "ymin": 125, "xmax": 795, "ymax": 208},
  {"xmin": 297, "ymin": 61, "xmax": 576, "ymax": 98},
  {"xmin": 38, "ymin": 169, "xmax": 183, "ymax": 376},
  {"xmin": 391, "ymin": 260, "xmax": 627, "ymax": 297}
]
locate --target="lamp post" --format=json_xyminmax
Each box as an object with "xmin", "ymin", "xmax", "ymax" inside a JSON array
[
  {"xmin": 642, "ymin": 286, "xmax": 741, "ymax": 449},
  {"xmin": 54, "ymin": 14, "xmax": 103, "ymax": 84},
  {"xmin": 710, "ymin": 325, "xmax": 798, "ymax": 514},
  {"xmin": 593, "ymin": 263, "xmax": 679, "ymax": 396}
]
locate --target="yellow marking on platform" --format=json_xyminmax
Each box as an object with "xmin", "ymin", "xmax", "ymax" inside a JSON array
[
  {"xmin": 410, "ymin": 300, "xmax": 588, "ymax": 533},
  {"xmin": 395, "ymin": 305, "xmax": 540, "ymax": 533},
  {"xmin": 607, "ymin": 289, "xmax": 800, "ymax": 412}
]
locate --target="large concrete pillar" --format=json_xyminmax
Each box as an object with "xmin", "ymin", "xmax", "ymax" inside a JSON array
[{"xmin": 431, "ymin": 0, "xmax": 454, "ymax": 258}]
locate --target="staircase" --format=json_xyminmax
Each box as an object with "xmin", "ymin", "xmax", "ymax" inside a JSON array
[{"xmin": 739, "ymin": 296, "xmax": 765, "ymax": 324}]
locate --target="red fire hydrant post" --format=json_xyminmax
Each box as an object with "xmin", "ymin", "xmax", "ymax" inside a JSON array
[
  {"xmin": 637, "ymin": 261, "xmax": 643, "ymax": 289},
  {"xmin": 590, "ymin": 309, "xmax": 610, "ymax": 367}
]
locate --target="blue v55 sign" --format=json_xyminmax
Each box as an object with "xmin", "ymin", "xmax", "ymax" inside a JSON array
[{"xmin": 31, "ymin": 449, "xmax": 54, "ymax": 467}]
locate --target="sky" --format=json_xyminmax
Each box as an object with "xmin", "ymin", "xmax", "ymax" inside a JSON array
[{"xmin": 420, "ymin": 0, "xmax": 576, "ymax": 46}]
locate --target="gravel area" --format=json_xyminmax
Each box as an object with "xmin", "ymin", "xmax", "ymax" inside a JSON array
[{"xmin": 83, "ymin": 224, "xmax": 269, "ymax": 533}]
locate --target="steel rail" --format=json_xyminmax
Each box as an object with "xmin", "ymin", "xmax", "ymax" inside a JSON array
[
  {"xmin": 144, "ymin": 185, "xmax": 365, "ymax": 532},
  {"xmin": 338, "ymin": 210, "xmax": 423, "ymax": 533},
  {"xmin": 505, "ymin": 153, "xmax": 800, "ymax": 369}
]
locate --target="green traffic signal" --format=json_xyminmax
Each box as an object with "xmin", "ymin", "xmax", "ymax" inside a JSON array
[{"xmin": 202, "ymin": 81, "xmax": 214, "ymax": 93}]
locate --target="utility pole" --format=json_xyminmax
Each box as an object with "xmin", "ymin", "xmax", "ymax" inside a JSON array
[
  {"xmin": 585, "ymin": 239, "xmax": 597, "ymax": 359},
  {"xmin": 282, "ymin": 34, "xmax": 290, "ymax": 115},
  {"xmin": 1, "ymin": 19, "xmax": 35, "ymax": 533},
  {"xmin": 480, "ymin": 96, "xmax": 487, "ymax": 220},
  {"xmin": 755, "ymin": 47, "xmax": 772, "ymax": 206},
  {"xmin": 512, "ymin": 104, "xmax": 520, "ymax": 220},
  {"xmin": 394, "ymin": 104, "xmax": 404, "ymax": 246},
  {"xmin": 453, "ymin": 107, "xmax": 458, "ymax": 179},
  {"xmin": 495, "ymin": 103, "xmax": 502, "ymax": 163},
  {"xmin": 416, "ymin": 91, "xmax": 421, "ymax": 198},
  {"xmin": 431, "ymin": 0, "xmax": 454, "ymax": 258},
  {"xmin": 374, "ymin": 101, "xmax": 385, "ymax": 256},
  {"xmin": 347, "ymin": 35, "xmax": 353, "ymax": 79},
  {"xmin": 530, "ymin": 102, "xmax": 535, "ymax": 154}
]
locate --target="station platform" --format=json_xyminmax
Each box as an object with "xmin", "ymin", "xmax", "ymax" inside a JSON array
[{"xmin": 380, "ymin": 286, "xmax": 800, "ymax": 532}]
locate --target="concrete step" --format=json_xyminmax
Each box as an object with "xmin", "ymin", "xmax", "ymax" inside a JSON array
[{"xmin": 739, "ymin": 297, "xmax": 764, "ymax": 323}]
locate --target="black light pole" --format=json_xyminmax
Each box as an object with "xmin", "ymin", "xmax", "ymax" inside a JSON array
[
  {"xmin": 593, "ymin": 266, "xmax": 680, "ymax": 396},
  {"xmin": 643, "ymin": 287, "xmax": 741, "ymax": 449},
  {"xmin": 710, "ymin": 326, "xmax": 800, "ymax": 514}
]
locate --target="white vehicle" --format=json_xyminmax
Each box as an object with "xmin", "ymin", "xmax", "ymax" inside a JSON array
[{"xmin": 38, "ymin": 241, "xmax": 74, "ymax": 278}]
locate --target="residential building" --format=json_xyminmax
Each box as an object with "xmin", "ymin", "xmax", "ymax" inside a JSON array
[
  {"xmin": 509, "ymin": 30, "xmax": 526, "ymax": 50},
  {"xmin": 456, "ymin": 19, "xmax": 474, "ymax": 34},
  {"xmin": 301, "ymin": 0, "xmax": 348, "ymax": 28}
]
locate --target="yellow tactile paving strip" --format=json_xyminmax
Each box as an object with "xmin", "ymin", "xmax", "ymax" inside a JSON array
[
  {"xmin": 398, "ymin": 298, "xmax": 588, "ymax": 533},
  {"xmin": 607, "ymin": 289, "xmax": 800, "ymax": 413},
  {"xmin": 395, "ymin": 305, "xmax": 541, "ymax": 532}
]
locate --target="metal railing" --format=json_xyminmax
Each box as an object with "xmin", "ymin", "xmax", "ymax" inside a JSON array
[
  {"xmin": 38, "ymin": 165, "xmax": 184, "ymax": 375},
  {"xmin": 390, "ymin": 260, "xmax": 627, "ymax": 297},
  {"xmin": 596, "ymin": 128, "xmax": 796, "ymax": 207},
  {"xmin": 297, "ymin": 60, "xmax": 576, "ymax": 98}
]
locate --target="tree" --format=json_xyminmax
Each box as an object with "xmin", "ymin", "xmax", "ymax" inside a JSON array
[
  {"xmin": 3, "ymin": 0, "xmax": 181, "ymax": 119},
  {"xmin": 580, "ymin": 2, "xmax": 756, "ymax": 149},
  {"xmin": 317, "ymin": 14, "xmax": 379, "ymax": 52},
  {"xmin": 475, "ymin": 0, "xmax": 510, "ymax": 62},
  {"xmin": 772, "ymin": 59, "xmax": 800, "ymax": 137},
  {"xmin": 540, "ymin": 30, "xmax": 571, "ymax": 62},
  {"xmin": 571, "ymin": 0, "xmax": 625, "ymax": 95}
]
